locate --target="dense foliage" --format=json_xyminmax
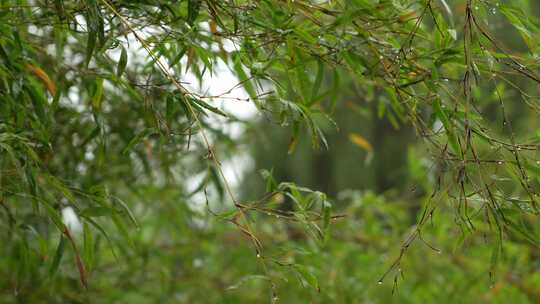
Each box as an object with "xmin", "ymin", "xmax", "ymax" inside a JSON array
[{"xmin": 1, "ymin": 0, "xmax": 540, "ymax": 302}]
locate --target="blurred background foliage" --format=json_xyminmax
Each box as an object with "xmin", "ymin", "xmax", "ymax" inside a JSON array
[{"xmin": 1, "ymin": 0, "xmax": 540, "ymax": 303}]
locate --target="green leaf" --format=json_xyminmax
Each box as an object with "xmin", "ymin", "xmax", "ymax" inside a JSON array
[
  {"xmin": 112, "ymin": 196, "xmax": 139, "ymax": 229},
  {"xmin": 80, "ymin": 206, "xmax": 115, "ymax": 217},
  {"xmin": 116, "ymin": 46, "xmax": 128, "ymax": 78},
  {"xmin": 92, "ymin": 77, "xmax": 104, "ymax": 111},
  {"xmin": 41, "ymin": 200, "xmax": 64, "ymax": 229},
  {"xmin": 85, "ymin": 30, "xmax": 96, "ymax": 67},
  {"xmin": 111, "ymin": 213, "xmax": 133, "ymax": 247},
  {"xmin": 310, "ymin": 60, "xmax": 324, "ymax": 105},
  {"xmin": 187, "ymin": 0, "xmax": 201, "ymax": 26},
  {"xmin": 293, "ymin": 28, "xmax": 317, "ymax": 44},
  {"xmin": 122, "ymin": 129, "xmax": 157, "ymax": 155},
  {"xmin": 49, "ymin": 235, "xmax": 66, "ymax": 277},
  {"xmin": 24, "ymin": 80, "xmax": 49, "ymax": 126},
  {"xmin": 45, "ymin": 174, "xmax": 77, "ymax": 205},
  {"xmin": 214, "ymin": 209, "xmax": 239, "ymax": 221},
  {"xmin": 433, "ymin": 99, "xmax": 460, "ymax": 155},
  {"xmin": 209, "ymin": 166, "xmax": 224, "ymax": 199},
  {"xmin": 191, "ymin": 97, "xmax": 228, "ymax": 117},
  {"xmin": 294, "ymin": 264, "xmax": 320, "ymax": 292},
  {"xmin": 81, "ymin": 216, "xmax": 118, "ymax": 259},
  {"xmin": 233, "ymin": 53, "xmax": 257, "ymax": 101},
  {"xmin": 83, "ymin": 222, "xmax": 94, "ymax": 272},
  {"xmin": 170, "ymin": 47, "xmax": 187, "ymax": 68}
]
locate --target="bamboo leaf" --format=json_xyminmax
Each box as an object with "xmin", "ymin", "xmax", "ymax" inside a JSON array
[
  {"xmin": 92, "ymin": 77, "xmax": 104, "ymax": 111},
  {"xmin": 80, "ymin": 206, "xmax": 115, "ymax": 217},
  {"xmin": 49, "ymin": 235, "xmax": 66, "ymax": 277},
  {"xmin": 122, "ymin": 129, "xmax": 157, "ymax": 155},
  {"xmin": 112, "ymin": 196, "xmax": 139, "ymax": 229},
  {"xmin": 26, "ymin": 64, "xmax": 57, "ymax": 96},
  {"xmin": 294, "ymin": 265, "xmax": 320, "ymax": 292},
  {"xmin": 85, "ymin": 30, "xmax": 96, "ymax": 67},
  {"xmin": 187, "ymin": 0, "xmax": 201, "ymax": 26},
  {"xmin": 349, "ymin": 133, "xmax": 373, "ymax": 152},
  {"xmin": 310, "ymin": 60, "xmax": 324, "ymax": 105},
  {"xmin": 83, "ymin": 222, "xmax": 94, "ymax": 273},
  {"xmin": 116, "ymin": 46, "xmax": 128, "ymax": 78},
  {"xmin": 191, "ymin": 97, "xmax": 228, "ymax": 117}
]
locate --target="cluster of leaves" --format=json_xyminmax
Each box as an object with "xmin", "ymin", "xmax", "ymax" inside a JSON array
[{"xmin": 1, "ymin": 0, "xmax": 540, "ymax": 302}]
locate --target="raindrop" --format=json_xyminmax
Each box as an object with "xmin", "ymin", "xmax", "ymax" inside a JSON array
[
  {"xmin": 256, "ymin": 254, "xmax": 261, "ymax": 258},
  {"xmin": 490, "ymin": 8, "xmax": 497, "ymax": 14},
  {"xmin": 536, "ymin": 161, "xmax": 540, "ymax": 164},
  {"xmin": 497, "ymin": 161, "xmax": 503, "ymax": 165},
  {"xmin": 377, "ymin": 280, "xmax": 383, "ymax": 285}
]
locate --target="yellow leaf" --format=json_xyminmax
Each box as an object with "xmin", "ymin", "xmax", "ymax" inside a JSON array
[
  {"xmin": 209, "ymin": 20, "xmax": 218, "ymax": 35},
  {"xmin": 349, "ymin": 133, "xmax": 373, "ymax": 152},
  {"xmin": 26, "ymin": 64, "xmax": 57, "ymax": 96},
  {"xmin": 288, "ymin": 136, "xmax": 298, "ymax": 154},
  {"xmin": 398, "ymin": 11, "xmax": 417, "ymax": 22}
]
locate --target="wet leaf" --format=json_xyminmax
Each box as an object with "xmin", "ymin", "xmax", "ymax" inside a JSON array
[{"xmin": 116, "ymin": 46, "xmax": 128, "ymax": 78}]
